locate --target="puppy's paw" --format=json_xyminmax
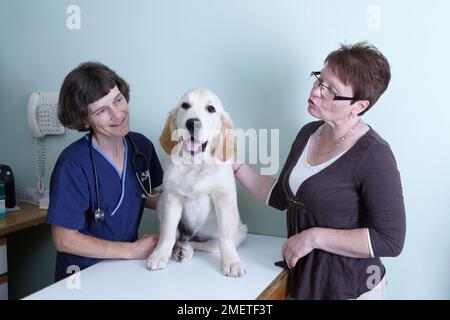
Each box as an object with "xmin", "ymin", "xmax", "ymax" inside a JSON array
[
  {"xmin": 221, "ymin": 261, "xmax": 246, "ymax": 277},
  {"xmin": 146, "ymin": 250, "xmax": 170, "ymax": 270},
  {"xmin": 172, "ymin": 243, "xmax": 194, "ymax": 263}
]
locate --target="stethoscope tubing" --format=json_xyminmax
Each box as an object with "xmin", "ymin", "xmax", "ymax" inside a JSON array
[{"xmin": 89, "ymin": 133, "xmax": 156, "ymax": 223}]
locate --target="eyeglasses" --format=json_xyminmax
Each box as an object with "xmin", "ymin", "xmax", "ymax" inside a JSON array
[{"xmin": 310, "ymin": 71, "xmax": 355, "ymax": 102}]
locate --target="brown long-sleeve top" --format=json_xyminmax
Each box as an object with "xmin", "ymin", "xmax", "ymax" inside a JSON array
[{"xmin": 269, "ymin": 121, "xmax": 406, "ymax": 299}]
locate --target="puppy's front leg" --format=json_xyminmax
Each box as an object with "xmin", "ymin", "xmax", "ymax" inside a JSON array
[
  {"xmin": 211, "ymin": 193, "xmax": 246, "ymax": 277},
  {"xmin": 146, "ymin": 192, "xmax": 182, "ymax": 270}
]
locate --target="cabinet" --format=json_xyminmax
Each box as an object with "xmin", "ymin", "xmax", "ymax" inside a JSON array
[
  {"xmin": 0, "ymin": 238, "xmax": 7, "ymax": 300},
  {"xmin": 0, "ymin": 202, "xmax": 47, "ymax": 300}
]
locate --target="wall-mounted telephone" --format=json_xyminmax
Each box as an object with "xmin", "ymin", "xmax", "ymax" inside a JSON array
[
  {"xmin": 27, "ymin": 92, "xmax": 65, "ymax": 195},
  {"xmin": 27, "ymin": 92, "xmax": 65, "ymax": 138}
]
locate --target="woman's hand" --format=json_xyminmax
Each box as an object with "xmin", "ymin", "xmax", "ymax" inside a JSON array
[
  {"xmin": 129, "ymin": 233, "xmax": 159, "ymax": 260},
  {"xmin": 232, "ymin": 158, "xmax": 244, "ymax": 173},
  {"xmin": 281, "ymin": 228, "xmax": 317, "ymax": 269}
]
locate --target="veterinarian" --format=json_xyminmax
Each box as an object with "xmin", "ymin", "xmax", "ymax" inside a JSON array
[
  {"xmin": 233, "ymin": 42, "xmax": 406, "ymax": 299},
  {"xmin": 46, "ymin": 62, "xmax": 164, "ymax": 282}
]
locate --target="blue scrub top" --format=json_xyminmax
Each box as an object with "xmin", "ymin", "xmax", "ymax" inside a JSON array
[{"xmin": 46, "ymin": 131, "xmax": 163, "ymax": 282}]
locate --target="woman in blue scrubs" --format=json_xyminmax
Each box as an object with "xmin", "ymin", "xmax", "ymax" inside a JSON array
[{"xmin": 46, "ymin": 62, "xmax": 164, "ymax": 282}]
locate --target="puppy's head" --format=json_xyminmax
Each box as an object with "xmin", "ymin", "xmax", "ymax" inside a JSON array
[{"xmin": 160, "ymin": 88, "xmax": 235, "ymax": 162}]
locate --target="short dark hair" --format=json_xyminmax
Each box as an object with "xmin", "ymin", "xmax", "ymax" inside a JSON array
[
  {"xmin": 58, "ymin": 62, "xmax": 130, "ymax": 131},
  {"xmin": 325, "ymin": 42, "xmax": 391, "ymax": 115}
]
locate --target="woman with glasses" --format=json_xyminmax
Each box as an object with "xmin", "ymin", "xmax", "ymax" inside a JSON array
[{"xmin": 233, "ymin": 42, "xmax": 406, "ymax": 299}]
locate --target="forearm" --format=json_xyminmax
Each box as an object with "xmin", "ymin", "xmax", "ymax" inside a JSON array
[
  {"xmin": 234, "ymin": 164, "xmax": 276, "ymax": 203},
  {"xmin": 52, "ymin": 226, "xmax": 132, "ymax": 259},
  {"xmin": 312, "ymin": 227, "xmax": 371, "ymax": 258}
]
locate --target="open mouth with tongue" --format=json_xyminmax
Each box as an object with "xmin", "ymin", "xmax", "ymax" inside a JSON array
[{"xmin": 184, "ymin": 137, "xmax": 208, "ymax": 155}]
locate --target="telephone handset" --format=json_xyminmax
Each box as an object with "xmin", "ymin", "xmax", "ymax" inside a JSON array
[
  {"xmin": 27, "ymin": 92, "xmax": 65, "ymax": 138},
  {"xmin": 27, "ymin": 92, "xmax": 65, "ymax": 195}
]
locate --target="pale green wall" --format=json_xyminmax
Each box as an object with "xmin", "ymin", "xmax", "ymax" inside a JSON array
[{"xmin": 0, "ymin": 0, "xmax": 449, "ymax": 299}]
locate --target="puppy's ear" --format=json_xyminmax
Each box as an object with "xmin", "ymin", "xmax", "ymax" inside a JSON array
[
  {"xmin": 216, "ymin": 111, "xmax": 236, "ymax": 162},
  {"xmin": 159, "ymin": 109, "xmax": 178, "ymax": 155}
]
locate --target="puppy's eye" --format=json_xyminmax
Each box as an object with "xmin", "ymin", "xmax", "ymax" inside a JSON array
[
  {"xmin": 207, "ymin": 105, "xmax": 216, "ymax": 113},
  {"xmin": 181, "ymin": 102, "xmax": 191, "ymax": 109}
]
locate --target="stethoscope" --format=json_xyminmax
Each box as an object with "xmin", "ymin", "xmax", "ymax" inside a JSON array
[{"xmin": 89, "ymin": 133, "xmax": 158, "ymax": 223}]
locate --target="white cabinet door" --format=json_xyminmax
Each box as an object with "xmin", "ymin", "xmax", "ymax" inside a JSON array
[
  {"xmin": 0, "ymin": 238, "xmax": 7, "ymax": 275},
  {"xmin": 0, "ymin": 281, "xmax": 7, "ymax": 300}
]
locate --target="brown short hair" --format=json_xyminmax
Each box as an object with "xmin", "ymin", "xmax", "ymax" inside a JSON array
[
  {"xmin": 325, "ymin": 42, "xmax": 391, "ymax": 115},
  {"xmin": 58, "ymin": 62, "xmax": 130, "ymax": 131}
]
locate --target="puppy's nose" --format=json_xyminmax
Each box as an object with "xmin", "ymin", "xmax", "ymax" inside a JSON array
[{"xmin": 185, "ymin": 118, "xmax": 201, "ymax": 135}]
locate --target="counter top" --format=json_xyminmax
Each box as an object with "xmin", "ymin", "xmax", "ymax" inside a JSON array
[
  {"xmin": 0, "ymin": 202, "xmax": 47, "ymax": 237},
  {"xmin": 25, "ymin": 234, "xmax": 288, "ymax": 300}
]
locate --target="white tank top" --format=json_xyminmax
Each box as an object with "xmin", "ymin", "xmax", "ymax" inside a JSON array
[{"xmin": 289, "ymin": 135, "xmax": 350, "ymax": 195}]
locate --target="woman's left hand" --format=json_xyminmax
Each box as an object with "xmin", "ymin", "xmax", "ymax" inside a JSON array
[{"xmin": 282, "ymin": 228, "xmax": 317, "ymax": 269}]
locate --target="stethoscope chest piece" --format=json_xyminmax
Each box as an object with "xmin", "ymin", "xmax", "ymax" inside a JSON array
[{"xmin": 94, "ymin": 208, "xmax": 105, "ymax": 223}]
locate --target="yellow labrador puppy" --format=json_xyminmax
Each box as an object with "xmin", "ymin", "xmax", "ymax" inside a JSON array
[{"xmin": 147, "ymin": 88, "xmax": 247, "ymax": 277}]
